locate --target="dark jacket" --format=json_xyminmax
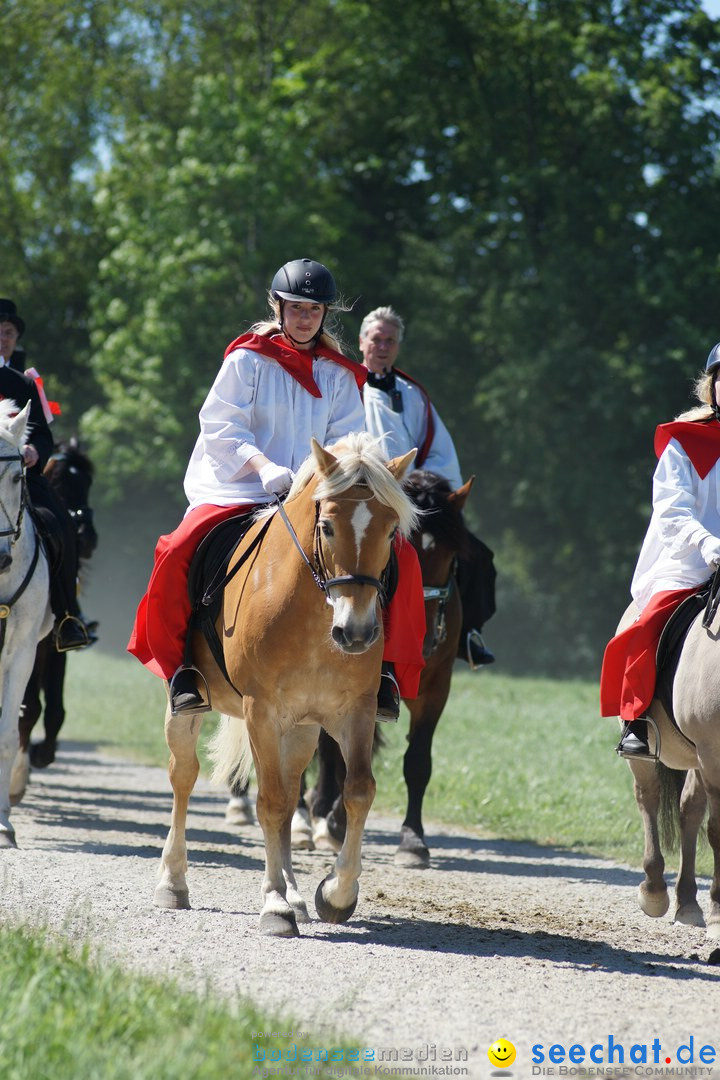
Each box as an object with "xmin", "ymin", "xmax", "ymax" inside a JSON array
[{"xmin": 0, "ymin": 364, "xmax": 54, "ymax": 474}]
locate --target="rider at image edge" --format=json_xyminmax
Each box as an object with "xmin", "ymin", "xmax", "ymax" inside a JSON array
[
  {"xmin": 128, "ymin": 258, "xmax": 426, "ymax": 720},
  {"xmin": 600, "ymin": 341, "xmax": 720, "ymax": 757},
  {"xmin": 0, "ymin": 297, "xmax": 94, "ymax": 652},
  {"xmin": 358, "ymin": 304, "xmax": 496, "ymax": 668}
]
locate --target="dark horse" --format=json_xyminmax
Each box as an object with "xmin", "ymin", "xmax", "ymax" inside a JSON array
[
  {"xmin": 18, "ymin": 440, "xmax": 98, "ymax": 770},
  {"xmin": 303, "ymin": 469, "xmax": 474, "ymax": 869}
]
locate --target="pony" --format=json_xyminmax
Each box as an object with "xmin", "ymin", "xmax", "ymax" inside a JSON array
[
  {"xmin": 0, "ymin": 400, "xmax": 52, "ymax": 847},
  {"xmin": 154, "ymin": 433, "xmax": 417, "ymax": 936},
  {"xmin": 14, "ymin": 441, "xmax": 97, "ymax": 784},
  {"xmin": 618, "ymin": 589, "xmax": 720, "ymax": 939},
  {"xmin": 303, "ymin": 469, "xmax": 474, "ymax": 869}
]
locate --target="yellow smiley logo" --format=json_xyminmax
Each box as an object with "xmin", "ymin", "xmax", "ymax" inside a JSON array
[{"xmin": 488, "ymin": 1039, "xmax": 516, "ymax": 1069}]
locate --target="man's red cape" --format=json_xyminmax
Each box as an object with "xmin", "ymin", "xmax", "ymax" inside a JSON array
[
  {"xmin": 654, "ymin": 419, "xmax": 720, "ymax": 479},
  {"xmin": 224, "ymin": 333, "xmax": 367, "ymax": 398}
]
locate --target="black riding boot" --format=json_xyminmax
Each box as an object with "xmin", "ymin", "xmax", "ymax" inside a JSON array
[
  {"xmin": 377, "ymin": 662, "xmax": 400, "ymax": 722},
  {"xmin": 169, "ymin": 667, "xmax": 211, "ymax": 716},
  {"xmin": 616, "ymin": 719, "xmax": 650, "ymax": 758},
  {"xmin": 465, "ymin": 629, "xmax": 495, "ymax": 668}
]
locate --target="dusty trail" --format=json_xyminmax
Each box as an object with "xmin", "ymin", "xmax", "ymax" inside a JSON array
[{"xmin": 4, "ymin": 742, "xmax": 720, "ymax": 1079}]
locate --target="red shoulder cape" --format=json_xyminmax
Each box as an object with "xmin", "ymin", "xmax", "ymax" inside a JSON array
[
  {"xmin": 654, "ymin": 419, "xmax": 720, "ymax": 479},
  {"xmin": 224, "ymin": 333, "xmax": 367, "ymax": 399}
]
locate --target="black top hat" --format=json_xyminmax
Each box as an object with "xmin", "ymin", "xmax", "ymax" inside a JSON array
[{"xmin": 0, "ymin": 299, "xmax": 25, "ymax": 337}]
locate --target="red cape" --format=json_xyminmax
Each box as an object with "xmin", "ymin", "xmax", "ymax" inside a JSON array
[
  {"xmin": 224, "ymin": 333, "xmax": 367, "ymax": 399},
  {"xmin": 654, "ymin": 419, "xmax": 720, "ymax": 479}
]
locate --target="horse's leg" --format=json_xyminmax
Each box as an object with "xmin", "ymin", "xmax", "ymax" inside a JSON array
[
  {"xmin": 250, "ymin": 711, "xmax": 317, "ymax": 937},
  {"xmin": 32, "ymin": 645, "xmax": 66, "ymax": 767},
  {"xmin": 225, "ymin": 773, "xmax": 254, "ymax": 826},
  {"xmin": 701, "ymin": 771, "xmax": 720, "ymax": 939},
  {"xmin": 154, "ymin": 706, "xmax": 204, "ymax": 910},
  {"xmin": 396, "ymin": 664, "xmax": 452, "ymax": 870},
  {"xmin": 315, "ymin": 701, "xmax": 376, "ymax": 924},
  {"xmin": 674, "ymin": 769, "xmax": 706, "ymax": 927},
  {"xmin": 277, "ymin": 726, "xmax": 320, "ymax": 925},
  {"xmin": 5, "ymin": 651, "xmax": 42, "ymax": 837},
  {"xmin": 627, "ymin": 758, "xmax": 670, "ymax": 918},
  {"xmin": 18, "ymin": 646, "xmax": 43, "ymax": 755},
  {"xmin": 310, "ymin": 730, "xmax": 345, "ymax": 853}
]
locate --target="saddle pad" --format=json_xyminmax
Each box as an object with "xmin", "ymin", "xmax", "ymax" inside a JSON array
[
  {"xmin": 187, "ymin": 511, "xmax": 257, "ymax": 612},
  {"xmin": 654, "ymin": 581, "xmax": 712, "ymax": 722}
]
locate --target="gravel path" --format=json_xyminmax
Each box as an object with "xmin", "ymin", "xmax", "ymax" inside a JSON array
[{"xmin": 5, "ymin": 742, "xmax": 720, "ymax": 1078}]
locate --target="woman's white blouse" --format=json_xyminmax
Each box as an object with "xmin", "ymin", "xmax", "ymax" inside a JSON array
[
  {"xmin": 184, "ymin": 347, "xmax": 366, "ymax": 511},
  {"xmin": 631, "ymin": 438, "xmax": 720, "ymax": 610}
]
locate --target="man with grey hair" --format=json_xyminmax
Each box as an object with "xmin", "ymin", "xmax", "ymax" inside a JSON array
[{"xmin": 359, "ymin": 305, "xmax": 495, "ymax": 667}]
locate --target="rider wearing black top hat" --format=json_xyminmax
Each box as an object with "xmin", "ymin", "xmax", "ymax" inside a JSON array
[{"xmin": 0, "ymin": 298, "xmax": 91, "ymax": 651}]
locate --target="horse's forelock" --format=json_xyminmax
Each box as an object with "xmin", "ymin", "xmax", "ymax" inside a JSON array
[{"xmin": 309, "ymin": 433, "xmax": 420, "ymax": 537}]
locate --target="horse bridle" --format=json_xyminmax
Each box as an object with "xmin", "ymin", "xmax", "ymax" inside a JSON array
[
  {"xmin": 0, "ymin": 450, "xmax": 40, "ymax": 655},
  {"xmin": 0, "ymin": 451, "xmax": 28, "ymax": 544},
  {"xmin": 274, "ymin": 496, "xmax": 390, "ymax": 605}
]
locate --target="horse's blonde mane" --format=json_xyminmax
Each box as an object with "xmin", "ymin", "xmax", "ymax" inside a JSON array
[
  {"xmin": 0, "ymin": 399, "xmax": 27, "ymax": 447},
  {"xmin": 262, "ymin": 432, "xmax": 419, "ymax": 537}
]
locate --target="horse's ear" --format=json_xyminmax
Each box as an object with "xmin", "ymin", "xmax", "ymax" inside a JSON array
[
  {"xmin": 386, "ymin": 448, "xmax": 416, "ymax": 481},
  {"xmin": 9, "ymin": 401, "xmax": 31, "ymax": 445},
  {"xmin": 311, "ymin": 437, "xmax": 340, "ymax": 478},
  {"xmin": 447, "ymin": 475, "xmax": 474, "ymax": 511}
]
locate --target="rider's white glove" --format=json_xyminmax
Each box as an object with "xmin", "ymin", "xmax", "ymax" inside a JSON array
[
  {"xmin": 701, "ymin": 535, "xmax": 720, "ymax": 568},
  {"xmin": 259, "ymin": 462, "xmax": 294, "ymax": 496}
]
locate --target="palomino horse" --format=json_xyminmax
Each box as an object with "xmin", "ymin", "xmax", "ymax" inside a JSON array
[
  {"xmin": 154, "ymin": 433, "xmax": 417, "ymax": 936},
  {"xmin": 302, "ymin": 469, "xmax": 474, "ymax": 869},
  {"xmin": 15, "ymin": 441, "xmax": 97, "ymax": 781},
  {"xmin": 0, "ymin": 401, "xmax": 52, "ymax": 846},
  {"xmin": 618, "ymin": 589, "xmax": 720, "ymax": 938}
]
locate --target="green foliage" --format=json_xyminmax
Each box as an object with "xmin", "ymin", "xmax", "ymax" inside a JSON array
[{"xmin": 4, "ymin": 0, "xmax": 720, "ymax": 672}]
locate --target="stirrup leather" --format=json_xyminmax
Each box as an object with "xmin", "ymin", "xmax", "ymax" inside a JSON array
[{"xmin": 169, "ymin": 665, "xmax": 212, "ymax": 716}]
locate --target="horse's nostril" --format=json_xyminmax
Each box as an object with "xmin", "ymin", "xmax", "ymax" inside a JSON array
[{"xmin": 0, "ymin": 554, "xmax": 12, "ymax": 571}]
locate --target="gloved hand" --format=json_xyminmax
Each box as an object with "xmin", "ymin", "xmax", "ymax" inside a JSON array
[
  {"xmin": 258, "ymin": 461, "xmax": 294, "ymax": 495},
  {"xmin": 701, "ymin": 535, "xmax": 720, "ymax": 568}
]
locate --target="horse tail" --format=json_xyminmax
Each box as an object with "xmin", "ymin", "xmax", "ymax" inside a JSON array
[
  {"xmin": 208, "ymin": 711, "xmax": 252, "ymax": 789},
  {"xmin": 658, "ymin": 763, "xmax": 686, "ymax": 852}
]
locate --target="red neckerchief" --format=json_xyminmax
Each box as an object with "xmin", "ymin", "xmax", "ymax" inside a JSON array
[
  {"xmin": 654, "ymin": 419, "xmax": 720, "ymax": 479},
  {"xmin": 224, "ymin": 333, "xmax": 367, "ymax": 399}
]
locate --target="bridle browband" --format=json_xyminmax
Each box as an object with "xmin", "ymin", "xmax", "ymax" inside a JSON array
[{"xmin": 274, "ymin": 494, "xmax": 389, "ymax": 604}]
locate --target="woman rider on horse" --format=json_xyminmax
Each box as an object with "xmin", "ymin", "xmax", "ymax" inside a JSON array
[
  {"xmin": 601, "ymin": 342, "xmax": 720, "ymax": 757},
  {"xmin": 128, "ymin": 259, "xmax": 425, "ymax": 718}
]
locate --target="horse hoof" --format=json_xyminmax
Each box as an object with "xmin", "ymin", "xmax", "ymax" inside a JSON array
[
  {"xmin": 706, "ymin": 921, "xmax": 720, "ymax": 942},
  {"xmin": 259, "ymin": 910, "xmax": 300, "ymax": 938},
  {"xmin": 154, "ymin": 886, "xmax": 190, "ymax": 910},
  {"xmin": 291, "ymin": 807, "xmax": 314, "ymax": 851},
  {"xmin": 30, "ymin": 741, "xmax": 56, "ymax": 769},
  {"xmin": 9, "ymin": 790, "xmax": 25, "ymax": 808},
  {"xmin": 674, "ymin": 903, "xmax": 705, "ymax": 928},
  {"xmin": 312, "ymin": 817, "xmax": 342, "ymax": 854},
  {"xmin": 638, "ymin": 884, "xmax": 669, "ymax": 918},
  {"xmin": 290, "ymin": 899, "xmax": 312, "ymax": 924},
  {"xmin": 224, "ymin": 795, "xmax": 254, "ymax": 827},
  {"xmin": 394, "ymin": 827, "xmax": 430, "ymax": 869},
  {"xmin": 314, "ymin": 877, "xmax": 358, "ymax": 924},
  {"xmin": 0, "ymin": 830, "xmax": 17, "ymax": 849}
]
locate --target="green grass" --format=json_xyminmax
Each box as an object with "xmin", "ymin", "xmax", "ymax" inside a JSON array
[
  {"xmin": 62, "ymin": 650, "xmax": 707, "ymax": 872},
  {"xmin": 0, "ymin": 923, "xmax": 372, "ymax": 1080}
]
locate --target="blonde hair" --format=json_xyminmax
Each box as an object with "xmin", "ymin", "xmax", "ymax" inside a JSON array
[
  {"xmin": 249, "ymin": 292, "xmax": 346, "ymax": 354},
  {"xmin": 675, "ymin": 371, "xmax": 715, "ymax": 422}
]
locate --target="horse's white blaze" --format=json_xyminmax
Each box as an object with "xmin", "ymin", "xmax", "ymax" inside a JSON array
[
  {"xmin": 329, "ymin": 591, "xmax": 377, "ymax": 630},
  {"xmin": 421, "ymin": 533, "xmax": 436, "ymax": 551},
  {"xmin": 350, "ymin": 500, "xmax": 373, "ymax": 560}
]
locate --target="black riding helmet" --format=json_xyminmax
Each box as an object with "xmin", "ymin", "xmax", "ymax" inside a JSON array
[
  {"xmin": 271, "ymin": 259, "xmax": 337, "ymax": 347},
  {"xmin": 706, "ymin": 342, "xmax": 720, "ymax": 420}
]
